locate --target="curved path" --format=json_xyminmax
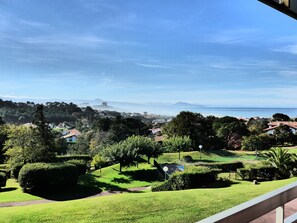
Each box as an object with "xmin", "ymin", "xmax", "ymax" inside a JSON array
[{"xmin": 0, "ymin": 186, "xmax": 150, "ymax": 208}]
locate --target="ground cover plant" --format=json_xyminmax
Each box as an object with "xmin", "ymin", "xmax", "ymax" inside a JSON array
[{"xmin": 0, "ymin": 177, "xmax": 295, "ymax": 223}]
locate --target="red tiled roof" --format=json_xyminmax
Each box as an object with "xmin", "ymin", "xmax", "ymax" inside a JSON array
[{"xmin": 62, "ymin": 129, "xmax": 81, "ymax": 139}]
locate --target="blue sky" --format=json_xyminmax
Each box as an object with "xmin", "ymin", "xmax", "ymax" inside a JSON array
[{"xmin": 1, "ymin": 0, "xmax": 297, "ymax": 107}]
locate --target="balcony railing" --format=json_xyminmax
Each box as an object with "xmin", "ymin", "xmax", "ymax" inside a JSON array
[{"xmin": 197, "ymin": 181, "xmax": 297, "ymax": 223}]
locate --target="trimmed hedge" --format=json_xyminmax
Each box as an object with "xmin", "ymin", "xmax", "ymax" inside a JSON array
[
  {"xmin": 152, "ymin": 166, "xmax": 219, "ymax": 192},
  {"xmin": 18, "ymin": 163, "xmax": 78, "ymax": 192},
  {"xmin": 197, "ymin": 161, "xmax": 243, "ymax": 172},
  {"xmin": 66, "ymin": 159, "xmax": 88, "ymax": 175},
  {"xmin": 237, "ymin": 166, "xmax": 277, "ymax": 181},
  {"xmin": 0, "ymin": 172, "xmax": 6, "ymax": 188},
  {"xmin": 56, "ymin": 155, "xmax": 91, "ymax": 162}
]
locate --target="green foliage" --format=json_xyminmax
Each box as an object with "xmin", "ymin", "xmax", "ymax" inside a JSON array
[
  {"xmin": 213, "ymin": 116, "xmax": 249, "ymax": 150},
  {"xmin": 18, "ymin": 163, "xmax": 78, "ymax": 192},
  {"xmin": 163, "ymin": 111, "xmax": 219, "ymax": 149},
  {"xmin": 272, "ymin": 113, "xmax": 290, "ymax": 121},
  {"xmin": 0, "ymin": 121, "xmax": 8, "ymax": 163},
  {"xmin": 66, "ymin": 159, "xmax": 88, "ymax": 175},
  {"xmin": 163, "ymin": 136, "xmax": 191, "ymax": 159},
  {"xmin": 247, "ymin": 118, "xmax": 268, "ymax": 134},
  {"xmin": 236, "ymin": 166, "xmax": 277, "ymax": 181},
  {"xmin": 152, "ymin": 166, "xmax": 218, "ymax": 192},
  {"xmin": 91, "ymin": 154, "xmax": 109, "ymax": 169},
  {"xmin": 241, "ymin": 134, "xmax": 273, "ymax": 151},
  {"xmin": 273, "ymin": 125, "xmax": 295, "ymax": 145},
  {"xmin": 0, "ymin": 172, "xmax": 7, "ymax": 188},
  {"xmin": 102, "ymin": 142, "xmax": 139, "ymax": 172},
  {"xmin": 123, "ymin": 135, "xmax": 162, "ymax": 163},
  {"xmin": 56, "ymin": 155, "xmax": 91, "ymax": 162},
  {"xmin": 264, "ymin": 147, "xmax": 297, "ymax": 178},
  {"xmin": 198, "ymin": 161, "xmax": 243, "ymax": 172},
  {"xmin": 31, "ymin": 104, "xmax": 56, "ymax": 162}
]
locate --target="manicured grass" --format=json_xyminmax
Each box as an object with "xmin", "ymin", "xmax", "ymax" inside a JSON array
[
  {"xmin": 157, "ymin": 150, "xmax": 260, "ymax": 164},
  {"xmin": 80, "ymin": 162, "xmax": 163, "ymax": 191},
  {"xmin": 0, "ymin": 179, "xmax": 41, "ymax": 203},
  {"xmin": 0, "ymin": 163, "xmax": 162, "ymax": 203},
  {"xmin": 0, "ymin": 177, "xmax": 296, "ymax": 223}
]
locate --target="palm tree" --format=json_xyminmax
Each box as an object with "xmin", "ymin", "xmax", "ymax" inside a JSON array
[{"xmin": 264, "ymin": 147, "xmax": 297, "ymax": 179}]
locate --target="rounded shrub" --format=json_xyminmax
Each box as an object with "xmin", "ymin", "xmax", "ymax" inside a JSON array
[
  {"xmin": 18, "ymin": 163, "xmax": 78, "ymax": 192},
  {"xmin": 152, "ymin": 166, "xmax": 219, "ymax": 192},
  {"xmin": 0, "ymin": 172, "xmax": 7, "ymax": 189}
]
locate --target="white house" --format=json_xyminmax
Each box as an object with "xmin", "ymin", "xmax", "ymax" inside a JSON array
[{"xmin": 263, "ymin": 121, "xmax": 297, "ymax": 135}]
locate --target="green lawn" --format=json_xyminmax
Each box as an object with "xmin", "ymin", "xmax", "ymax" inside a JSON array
[
  {"xmin": 80, "ymin": 162, "xmax": 163, "ymax": 191},
  {"xmin": 0, "ymin": 163, "xmax": 162, "ymax": 203},
  {"xmin": 0, "ymin": 177, "xmax": 296, "ymax": 223},
  {"xmin": 157, "ymin": 150, "xmax": 260, "ymax": 164},
  {"xmin": 0, "ymin": 179, "xmax": 41, "ymax": 203}
]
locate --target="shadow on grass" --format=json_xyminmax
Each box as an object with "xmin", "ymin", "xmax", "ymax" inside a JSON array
[
  {"xmin": 121, "ymin": 168, "xmax": 163, "ymax": 182},
  {"xmin": 112, "ymin": 177, "xmax": 132, "ymax": 184},
  {"xmin": 28, "ymin": 174, "xmax": 129, "ymax": 201},
  {"xmin": 206, "ymin": 179, "xmax": 239, "ymax": 189},
  {"xmin": 0, "ymin": 187, "xmax": 17, "ymax": 192}
]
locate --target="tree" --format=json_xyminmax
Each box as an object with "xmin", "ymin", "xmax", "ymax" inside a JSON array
[
  {"xmin": 0, "ymin": 118, "xmax": 8, "ymax": 163},
  {"xmin": 30, "ymin": 104, "xmax": 56, "ymax": 162},
  {"xmin": 102, "ymin": 142, "xmax": 138, "ymax": 172},
  {"xmin": 163, "ymin": 136, "xmax": 192, "ymax": 160},
  {"xmin": 272, "ymin": 113, "xmax": 290, "ymax": 121},
  {"xmin": 4, "ymin": 125, "xmax": 35, "ymax": 166},
  {"xmin": 241, "ymin": 134, "xmax": 272, "ymax": 151},
  {"xmin": 123, "ymin": 135, "xmax": 162, "ymax": 164},
  {"xmin": 213, "ymin": 116, "xmax": 249, "ymax": 150},
  {"xmin": 264, "ymin": 147, "xmax": 297, "ymax": 178},
  {"xmin": 247, "ymin": 118, "xmax": 268, "ymax": 135},
  {"xmin": 273, "ymin": 125, "xmax": 294, "ymax": 145},
  {"xmin": 163, "ymin": 111, "xmax": 216, "ymax": 149}
]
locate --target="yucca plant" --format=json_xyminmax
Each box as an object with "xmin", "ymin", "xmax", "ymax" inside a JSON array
[{"xmin": 264, "ymin": 147, "xmax": 297, "ymax": 179}]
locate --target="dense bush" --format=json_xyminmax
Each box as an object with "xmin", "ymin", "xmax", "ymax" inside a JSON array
[
  {"xmin": 66, "ymin": 159, "xmax": 88, "ymax": 175},
  {"xmin": 152, "ymin": 166, "xmax": 219, "ymax": 192},
  {"xmin": 0, "ymin": 172, "xmax": 7, "ymax": 188},
  {"xmin": 198, "ymin": 161, "xmax": 243, "ymax": 172},
  {"xmin": 18, "ymin": 163, "xmax": 78, "ymax": 192},
  {"xmin": 237, "ymin": 166, "xmax": 277, "ymax": 181}
]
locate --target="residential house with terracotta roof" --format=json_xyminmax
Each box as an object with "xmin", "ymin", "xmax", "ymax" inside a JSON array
[
  {"xmin": 62, "ymin": 129, "xmax": 81, "ymax": 143},
  {"xmin": 263, "ymin": 121, "xmax": 297, "ymax": 135}
]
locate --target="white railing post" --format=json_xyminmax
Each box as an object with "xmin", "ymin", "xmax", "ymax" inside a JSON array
[{"xmin": 276, "ymin": 205, "xmax": 285, "ymax": 223}]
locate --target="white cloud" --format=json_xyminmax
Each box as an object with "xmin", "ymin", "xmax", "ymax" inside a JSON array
[
  {"xmin": 203, "ymin": 28, "xmax": 261, "ymax": 45},
  {"xmin": 274, "ymin": 44, "xmax": 297, "ymax": 55}
]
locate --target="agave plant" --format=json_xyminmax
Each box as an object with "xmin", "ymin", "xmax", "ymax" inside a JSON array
[{"xmin": 264, "ymin": 147, "xmax": 297, "ymax": 179}]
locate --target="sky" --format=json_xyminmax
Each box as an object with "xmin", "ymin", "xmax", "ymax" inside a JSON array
[{"xmin": 1, "ymin": 0, "xmax": 297, "ymax": 107}]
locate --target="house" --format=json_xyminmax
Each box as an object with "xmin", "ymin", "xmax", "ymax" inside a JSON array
[
  {"xmin": 62, "ymin": 129, "xmax": 81, "ymax": 143},
  {"xmin": 263, "ymin": 121, "xmax": 297, "ymax": 135}
]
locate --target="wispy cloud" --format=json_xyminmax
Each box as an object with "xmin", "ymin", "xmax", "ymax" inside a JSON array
[
  {"xmin": 274, "ymin": 44, "xmax": 297, "ymax": 55},
  {"xmin": 135, "ymin": 63, "xmax": 170, "ymax": 69},
  {"xmin": 203, "ymin": 28, "xmax": 261, "ymax": 45}
]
